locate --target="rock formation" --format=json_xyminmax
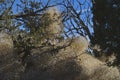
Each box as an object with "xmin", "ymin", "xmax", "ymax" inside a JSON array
[
  {"xmin": 46, "ymin": 36, "xmax": 120, "ymax": 80},
  {"xmin": 0, "ymin": 7, "xmax": 120, "ymax": 80},
  {"xmin": 21, "ymin": 36, "xmax": 120, "ymax": 80},
  {"xmin": 0, "ymin": 32, "xmax": 24, "ymax": 80}
]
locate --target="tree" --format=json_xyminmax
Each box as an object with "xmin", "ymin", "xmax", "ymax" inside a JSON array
[
  {"xmin": 92, "ymin": 0, "xmax": 120, "ymax": 65},
  {"xmin": 0, "ymin": 0, "xmax": 95, "ymax": 68},
  {"xmin": 0, "ymin": 0, "xmax": 120, "ymax": 80}
]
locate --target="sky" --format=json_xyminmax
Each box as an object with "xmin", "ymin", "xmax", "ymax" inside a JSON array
[
  {"xmin": 12, "ymin": 0, "xmax": 92, "ymax": 14},
  {"xmin": 11, "ymin": 0, "xmax": 93, "ymax": 34}
]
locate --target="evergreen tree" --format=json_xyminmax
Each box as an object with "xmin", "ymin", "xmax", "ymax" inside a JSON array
[{"xmin": 92, "ymin": 0, "xmax": 120, "ymax": 65}]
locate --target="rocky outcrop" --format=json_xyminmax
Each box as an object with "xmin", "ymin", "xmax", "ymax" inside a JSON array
[
  {"xmin": 0, "ymin": 7, "xmax": 120, "ymax": 80},
  {"xmin": 0, "ymin": 32, "xmax": 24, "ymax": 80},
  {"xmin": 21, "ymin": 36, "xmax": 120, "ymax": 80},
  {"xmin": 46, "ymin": 37, "xmax": 120, "ymax": 80}
]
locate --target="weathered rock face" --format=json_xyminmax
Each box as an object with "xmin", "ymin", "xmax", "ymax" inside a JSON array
[
  {"xmin": 0, "ymin": 32, "xmax": 24, "ymax": 80},
  {"xmin": 0, "ymin": 32, "xmax": 13, "ymax": 56},
  {"xmin": 90, "ymin": 66, "xmax": 120, "ymax": 80},
  {"xmin": 0, "ymin": 32, "xmax": 14, "ymax": 80},
  {"xmin": 75, "ymin": 53, "xmax": 120, "ymax": 80},
  {"xmin": 0, "ymin": 6, "xmax": 119, "ymax": 79},
  {"xmin": 0, "ymin": 32, "xmax": 120, "ymax": 80},
  {"xmin": 40, "ymin": 7, "xmax": 64, "ymax": 45},
  {"xmin": 0, "ymin": 32, "xmax": 14, "ymax": 66},
  {"xmin": 45, "ymin": 7, "xmax": 63, "ymax": 36},
  {"xmin": 22, "ymin": 36, "xmax": 120, "ymax": 80},
  {"xmin": 46, "ymin": 37, "xmax": 120, "ymax": 80}
]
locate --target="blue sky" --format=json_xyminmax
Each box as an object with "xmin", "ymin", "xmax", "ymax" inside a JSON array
[
  {"xmin": 12, "ymin": 0, "xmax": 92, "ymax": 13},
  {"xmin": 12, "ymin": 0, "xmax": 93, "ymax": 34}
]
